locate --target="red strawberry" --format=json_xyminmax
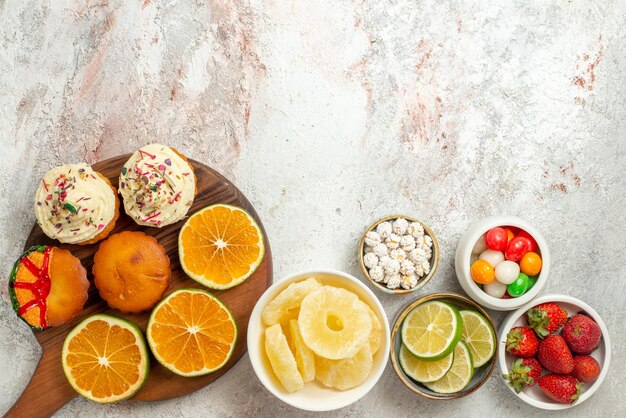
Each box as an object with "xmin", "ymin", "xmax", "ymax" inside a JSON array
[
  {"xmin": 527, "ymin": 303, "xmax": 568, "ymax": 338},
  {"xmin": 562, "ymin": 314, "xmax": 602, "ymax": 354},
  {"xmin": 503, "ymin": 358, "xmax": 542, "ymax": 393},
  {"xmin": 506, "ymin": 326, "xmax": 539, "ymax": 358},
  {"xmin": 538, "ymin": 335, "xmax": 574, "ymax": 374},
  {"xmin": 572, "ymin": 355, "xmax": 601, "ymax": 383},
  {"xmin": 538, "ymin": 374, "xmax": 581, "ymax": 404}
]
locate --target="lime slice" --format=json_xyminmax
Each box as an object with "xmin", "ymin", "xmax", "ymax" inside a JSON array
[
  {"xmin": 460, "ymin": 310, "xmax": 496, "ymax": 368},
  {"xmin": 401, "ymin": 301, "xmax": 462, "ymax": 361},
  {"xmin": 423, "ymin": 341, "xmax": 474, "ymax": 394},
  {"xmin": 399, "ymin": 344, "xmax": 454, "ymax": 383}
]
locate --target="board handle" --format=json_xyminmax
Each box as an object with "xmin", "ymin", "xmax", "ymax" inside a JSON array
[{"xmin": 4, "ymin": 347, "xmax": 76, "ymax": 418}]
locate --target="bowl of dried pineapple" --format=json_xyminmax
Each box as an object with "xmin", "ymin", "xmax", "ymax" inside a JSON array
[{"xmin": 248, "ymin": 269, "xmax": 390, "ymax": 411}]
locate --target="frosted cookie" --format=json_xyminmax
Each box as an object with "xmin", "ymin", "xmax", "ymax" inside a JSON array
[
  {"xmin": 34, "ymin": 163, "xmax": 119, "ymax": 245},
  {"xmin": 119, "ymin": 144, "xmax": 197, "ymax": 227}
]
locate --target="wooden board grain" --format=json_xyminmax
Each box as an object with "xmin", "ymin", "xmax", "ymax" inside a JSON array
[{"xmin": 5, "ymin": 155, "xmax": 273, "ymax": 418}]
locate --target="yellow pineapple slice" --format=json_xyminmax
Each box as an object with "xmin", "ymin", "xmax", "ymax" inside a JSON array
[
  {"xmin": 316, "ymin": 344, "xmax": 373, "ymax": 390},
  {"xmin": 368, "ymin": 307, "xmax": 382, "ymax": 355},
  {"xmin": 298, "ymin": 286, "xmax": 371, "ymax": 359},
  {"xmin": 262, "ymin": 278, "xmax": 321, "ymax": 326},
  {"xmin": 288, "ymin": 319, "xmax": 315, "ymax": 382},
  {"xmin": 265, "ymin": 324, "xmax": 303, "ymax": 392}
]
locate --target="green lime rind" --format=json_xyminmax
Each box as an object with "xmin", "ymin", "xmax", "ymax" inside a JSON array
[
  {"xmin": 62, "ymin": 314, "xmax": 150, "ymax": 403},
  {"xmin": 423, "ymin": 340, "xmax": 474, "ymax": 394},
  {"xmin": 8, "ymin": 245, "xmax": 49, "ymax": 331},
  {"xmin": 147, "ymin": 288, "xmax": 238, "ymax": 377},
  {"xmin": 401, "ymin": 301, "xmax": 463, "ymax": 361},
  {"xmin": 459, "ymin": 309, "xmax": 496, "ymax": 368},
  {"xmin": 399, "ymin": 344, "xmax": 454, "ymax": 383},
  {"xmin": 178, "ymin": 203, "xmax": 265, "ymax": 290}
]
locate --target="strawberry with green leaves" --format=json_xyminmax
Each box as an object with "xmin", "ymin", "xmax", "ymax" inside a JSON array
[
  {"xmin": 538, "ymin": 374, "xmax": 581, "ymax": 404},
  {"xmin": 506, "ymin": 326, "xmax": 539, "ymax": 358},
  {"xmin": 527, "ymin": 302, "xmax": 568, "ymax": 338},
  {"xmin": 503, "ymin": 358, "xmax": 542, "ymax": 393}
]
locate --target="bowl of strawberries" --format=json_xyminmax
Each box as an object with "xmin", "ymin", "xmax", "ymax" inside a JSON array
[{"xmin": 498, "ymin": 294, "xmax": 610, "ymax": 409}]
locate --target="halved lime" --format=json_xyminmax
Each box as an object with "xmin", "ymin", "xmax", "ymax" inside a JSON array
[
  {"xmin": 401, "ymin": 301, "xmax": 463, "ymax": 361},
  {"xmin": 460, "ymin": 310, "xmax": 496, "ymax": 368},
  {"xmin": 423, "ymin": 340, "xmax": 474, "ymax": 394},
  {"xmin": 399, "ymin": 344, "xmax": 454, "ymax": 383}
]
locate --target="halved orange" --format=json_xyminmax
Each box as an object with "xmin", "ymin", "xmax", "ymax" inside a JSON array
[
  {"xmin": 146, "ymin": 288, "xmax": 237, "ymax": 376},
  {"xmin": 178, "ymin": 203, "xmax": 265, "ymax": 289},
  {"xmin": 62, "ymin": 314, "xmax": 149, "ymax": 403}
]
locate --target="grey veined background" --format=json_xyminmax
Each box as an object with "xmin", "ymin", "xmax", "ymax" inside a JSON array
[{"xmin": 1, "ymin": 0, "xmax": 625, "ymax": 416}]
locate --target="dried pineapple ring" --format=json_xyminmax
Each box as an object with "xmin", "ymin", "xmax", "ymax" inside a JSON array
[
  {"xmin": 298, "ymin": 286, "xmax": 372, "ymax": 360},
  {"xmin": 316, "ymin": 343, "xmax": 373, "ymax": 390},
  {"xmin": 368, "ymin": 307, "xmax": 382, "ymax": 355},
  {"xmin": 262, "ymin": 278, "xmax": 321, "ymax": 326},
  {"xmin": 265, "ymin": 324, "xmax": 303, "ymax": 392}
]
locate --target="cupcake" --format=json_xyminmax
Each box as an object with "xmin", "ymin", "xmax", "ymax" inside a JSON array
[
  {"xmin": 34, "ymin": 163, "xmax": 119, "ymax": 245},
  {"xmin": 9, "ymin": 245, "xmax": 89, "ymax": 329},
  {"xmin": 93, "ymin": 231, "xmax": 171, "ymax": 313},
  {"xmin": 119, "ymin": 144, "xmax": 197, "ymax": 227}
]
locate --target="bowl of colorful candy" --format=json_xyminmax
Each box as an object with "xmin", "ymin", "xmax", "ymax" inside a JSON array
[
  {"xmin": 498, "ymin": 294, "xmax": 611, "ymax": 410},
  {"xmin": 455, "ymin": 216, "xmax": 550, "ymax": 311}
]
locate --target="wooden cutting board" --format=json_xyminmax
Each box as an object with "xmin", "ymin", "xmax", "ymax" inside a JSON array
[{"xmin": 5, "ymin": 155, "xmax": 273, "ymax": 418}]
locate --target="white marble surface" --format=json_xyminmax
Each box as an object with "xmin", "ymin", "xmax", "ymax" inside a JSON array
[{"xmin": 1, "ymin": 0, "xmax": 625, "ymax": 416}]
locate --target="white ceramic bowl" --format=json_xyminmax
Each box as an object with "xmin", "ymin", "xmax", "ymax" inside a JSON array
[
  {"xmin": 498, "ymin": 294, "xmax": 611, "ymax": 410},
  {"xmin": 247, "ymin": 269, "xmax": 391, "ymax": 411},
  {"xmin": 455, "ymin": 215, "xmax": 550, "ymax": 311}
]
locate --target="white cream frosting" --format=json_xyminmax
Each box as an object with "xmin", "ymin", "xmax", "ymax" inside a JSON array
[
  {"xmin": 119, "ymin": 144, "xmax": 196, "ymax": 227},
  {"xmin": 34, "ymin": 163, "xmax": 116, "ymax": 244}
]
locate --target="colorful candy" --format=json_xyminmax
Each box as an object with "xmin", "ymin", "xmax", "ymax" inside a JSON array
[
  {"xmin": 485, "ymin": 227, "xmax": 508, "ymax": 251},
  {"xmin": 470, "ymin": 226, "xmax": 542, "ymax": 299},
  {"xmin": 494, "ymin": 260, "xmax": 520, "ymax": 285},
  {"xmin": 484, "ymin": 280, "xmax": 507, "ymax": 298},
  {"xmin": 517, "ymin": 230, "xmax": 538, "ymax": 252},
  {"xmin": 520, "ymin": 252, "xmax": 542, "ymax": 276},
  {"xmin": 507, "ymin": 273, "xmax": 530, "ymax": 297},
  {"xmin": 470, "ymin": 259, "xmax": 495, "ymax": 284},
  {"xmin": 479, "ymin": 249, "xmax": 504, "ymax": 267},
  {"xmin": 505, "ymin": 237, "xmax": 530, "ymax": 262}
]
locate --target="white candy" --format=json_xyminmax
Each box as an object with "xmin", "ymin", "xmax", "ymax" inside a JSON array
[
  {"xmin": 424, "ymin": 235, "xmax": 433, "ymax": 248},
  {"xmin": 389, "ymin": 248, "xmax": 407, "ymax": 261},
  {"xmin": 364, "ymin": 231, "xmax": 382, "ymax": 247},
  {"xmin": 385, "ymin": 259, "xmax": 401, "ymax": 275},
  {"xmin": 400, "ymin": 234, "xmax": 415, "ymax": 248},
  {"xmin": 400, "ymin": 259, "xmax": 416, "ymax": 275},
  {"xmin": 392, "ymin": 218, "xmax": 409, "ymax": 235},
  {"xmin": 401, "ymin": 274, "xmax": 418, "ymax": 289},
  {"xmin": 407, "ymin": 222, "xmax": 424, "ymax": 238},
  {"xmin": 372, "ymin": 243, "xmax": 388, "ymax": 257},
  {"xmin": 484, "ymin": 280, "xmax": 507, "ymax": 298},
  {"xmin": 479, "ymin": 249, "xmax": 504, "ymax": 267},
  {"xmin": 410, "ymin": 248, "xmax": 427, "ymax": 263},
  {"xmin": 375, "ymin": 221, "xmax": 392, "ymax": 239},
  {"xmin": 495, "ymin": 260, "xmax": 520, "ymax": 284},
  {"xmin": 414, "ymin": 262, "xmax": 425, "ymax": 277},
  {"xmin": 363, "ymin": 252, "xmax": 379, "ymax": 268},
  {"xmin": 369, "ymin": 265, "xmax": 385, "ymax": 283},
  {"xmin": 386, "ymin": 273, "xmax": 402, "ymax": 289},
  {"xmin": 421, "ymin": 260, "xmax": 431, "ymax": 275},
  {"xmin": 386, "ymin": 233, "xmax": 401, "ymax": 249},
  {"xmin": 472, "ymin": 234, "xmax": 488, "ymax": 255}
]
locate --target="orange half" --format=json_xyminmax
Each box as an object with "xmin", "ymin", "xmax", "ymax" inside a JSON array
[
  {"xmin": 146, "ymin": 289, "xmax": 237, "ymax": 376},
  {"xmin": 62, "ymin": 314, "xmax": 149, "ymax": 403},
  {"xmin": 179, "ymin": 203, "xmax": 265, "ymax": 289}
]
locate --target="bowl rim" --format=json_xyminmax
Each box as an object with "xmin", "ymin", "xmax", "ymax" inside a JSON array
[
  {"xmin": 358, "ymin": 215, "xmax": 440, "ymax": 294},
  {"xmin": 389, "ymin": 291, "xmax": 498, "ymax": 399},
  {"xmin": 455, "ymin": 215, "xmax": 551, "ymax": 310},
  {"xmin": 497, "ymin": 293, "xmax": 612, "ymax": 410},
  {"xmin": 247, "ymin": 268, "xmax": 391, "ymax": 412}
]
